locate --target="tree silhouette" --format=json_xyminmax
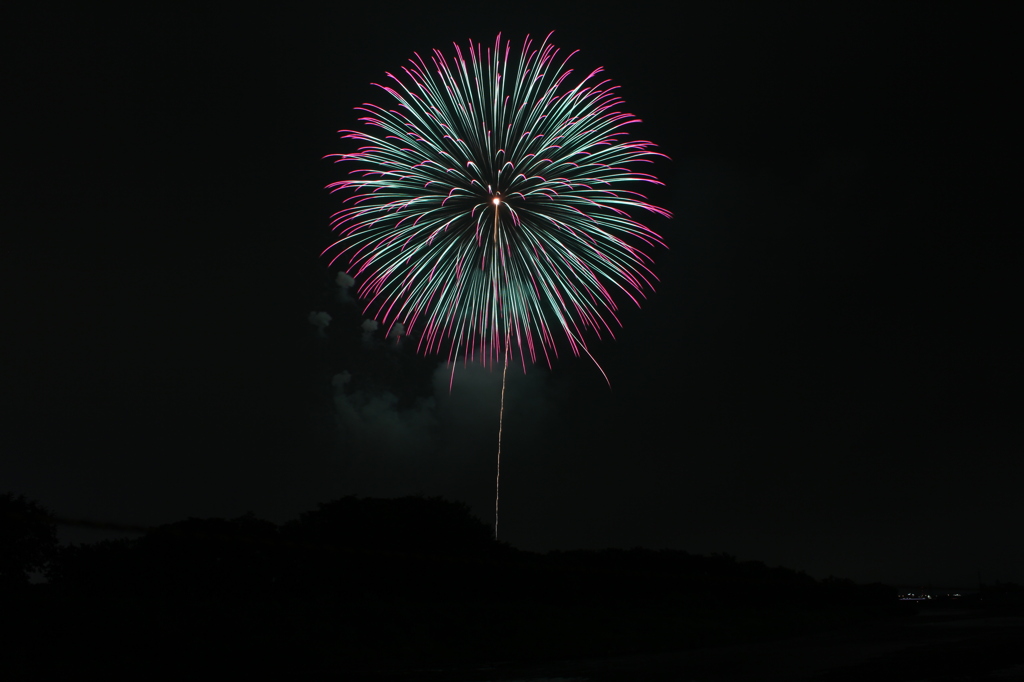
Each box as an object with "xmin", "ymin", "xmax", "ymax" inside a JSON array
[
  {"xmin": 284, "ymin": 496, "xmax": 496, "ymax": 556},
  {"xmin": 0, "ymin": 493, "xmax": 57, "ymax": 588}
]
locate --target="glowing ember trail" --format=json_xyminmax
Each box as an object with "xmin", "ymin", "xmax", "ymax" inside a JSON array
[{"xmin": 496, "ymin": 324, "xmax": 510, "ymax": 538}]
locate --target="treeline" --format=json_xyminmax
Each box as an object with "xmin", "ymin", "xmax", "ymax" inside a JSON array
[
  {"xmin": 7, "ymin": 493, "xmax": 891, "ymax": 607},
  {"xmin": 3, "ymin": 493, "xmax": 901, "ymax": 677}
]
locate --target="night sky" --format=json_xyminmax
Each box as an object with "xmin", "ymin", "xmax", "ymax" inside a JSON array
[{"xmin": 5, "ymin": 4, "xmax": 1019, "ymax": 588}]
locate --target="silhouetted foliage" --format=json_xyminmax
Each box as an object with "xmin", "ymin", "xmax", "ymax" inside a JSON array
[
  {"xmin": 138, "ymin": 514, "xmax": 280, "ymax": 599},
  {"xmin": 0, "ymin": 492, "xmax": 57, "ymax": 588},
  {"xmin": 47, "ymin": 538, "xmax": 138, "ymax": 594},
  {"xmin": 283, "ymin": 495, "xmax": 496, "ymax": 555},
  {"xmin": 278, "ymin": 495, "xmax": 502, "ymax": 601},
  {"xmin": 980, "ymin": 581, "xmax": 1024, "ymax": 607},
  {"xmin": 49, "ymin": 514, "xmax": 279, "ymax": 599},
  {"xmin": 20, "ymin": 495, "xmax": 917, "ymax": 676},
  {"xmin": 536, "ymin": 548, "xmax": 827, "ymax": 608}
]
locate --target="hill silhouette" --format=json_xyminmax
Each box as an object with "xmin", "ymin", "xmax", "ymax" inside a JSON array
[{"xmin": 4, "ymin": 494, "xmax": 911, "ymax": 677}]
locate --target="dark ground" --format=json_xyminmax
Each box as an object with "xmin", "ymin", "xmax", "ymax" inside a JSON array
[
  {"xmin": 422, "ymin": 607, "xmax": 1024, "ymax": 682},
  {"xmin": 4, "ymin": 496, "xmax": 1022, "ymax": 681},
  {"xmin": 5, "ymin": 570, "xmax": 907, "ymax": 680}
]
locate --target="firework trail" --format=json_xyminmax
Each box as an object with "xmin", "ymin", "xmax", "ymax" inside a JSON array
[
  {"xmin": 326, "ymin": 34, "xmax": 669, "ymax": 536},
  {"xmin": 496, "ymin": 324, "xmax": 510, "ymax": 538}
]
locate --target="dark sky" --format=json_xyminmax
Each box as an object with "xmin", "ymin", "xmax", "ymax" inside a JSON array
[{"xmin": 4, "ymin": 4, "xmax": 1019, "ymax": 587}]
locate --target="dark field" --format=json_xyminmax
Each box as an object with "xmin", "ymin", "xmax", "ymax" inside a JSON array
[
  {"xmin": 447, "ymin": 607, "xmax": 1024, "ymax": 681},
  {"xmin": 5, "ymin": 497, "xmax": 1022, "ymax": 680},
  {"xmin": 7, "ymin": 591, "xmax": 1021, "ymax": 680}
]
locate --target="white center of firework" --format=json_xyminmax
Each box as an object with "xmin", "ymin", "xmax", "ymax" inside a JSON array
[{"xmin": 492, "ymin": 197, "xmax": 501, "ymax": 206}]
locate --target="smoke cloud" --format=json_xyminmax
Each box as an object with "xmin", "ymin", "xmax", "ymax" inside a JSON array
[
  {"xmin": 330, "ymin": 360, "xmax": 556, "ymax": 503},
  {"xmin": 360, "ymin": 319, "xmax": 378, "ymax": 345},
  {"xmin": 335, "ymin": 271, "xmax": 355, "ymax": 303},
  {"xmin": 308, "ymin": 311, "xmax": 332, "ymax": 336},
  {"xmin": 331, "ymin": 371, "xmax": 437, "ymax": 459},
  {"xmin": 387, "ymin": 322, "xmax": 405, "ymax": 343}
]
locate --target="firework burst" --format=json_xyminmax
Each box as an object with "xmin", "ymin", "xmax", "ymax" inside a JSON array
[{"xmin": 326, "ymin": 33, "xmax": 669, "ymax": 372}]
